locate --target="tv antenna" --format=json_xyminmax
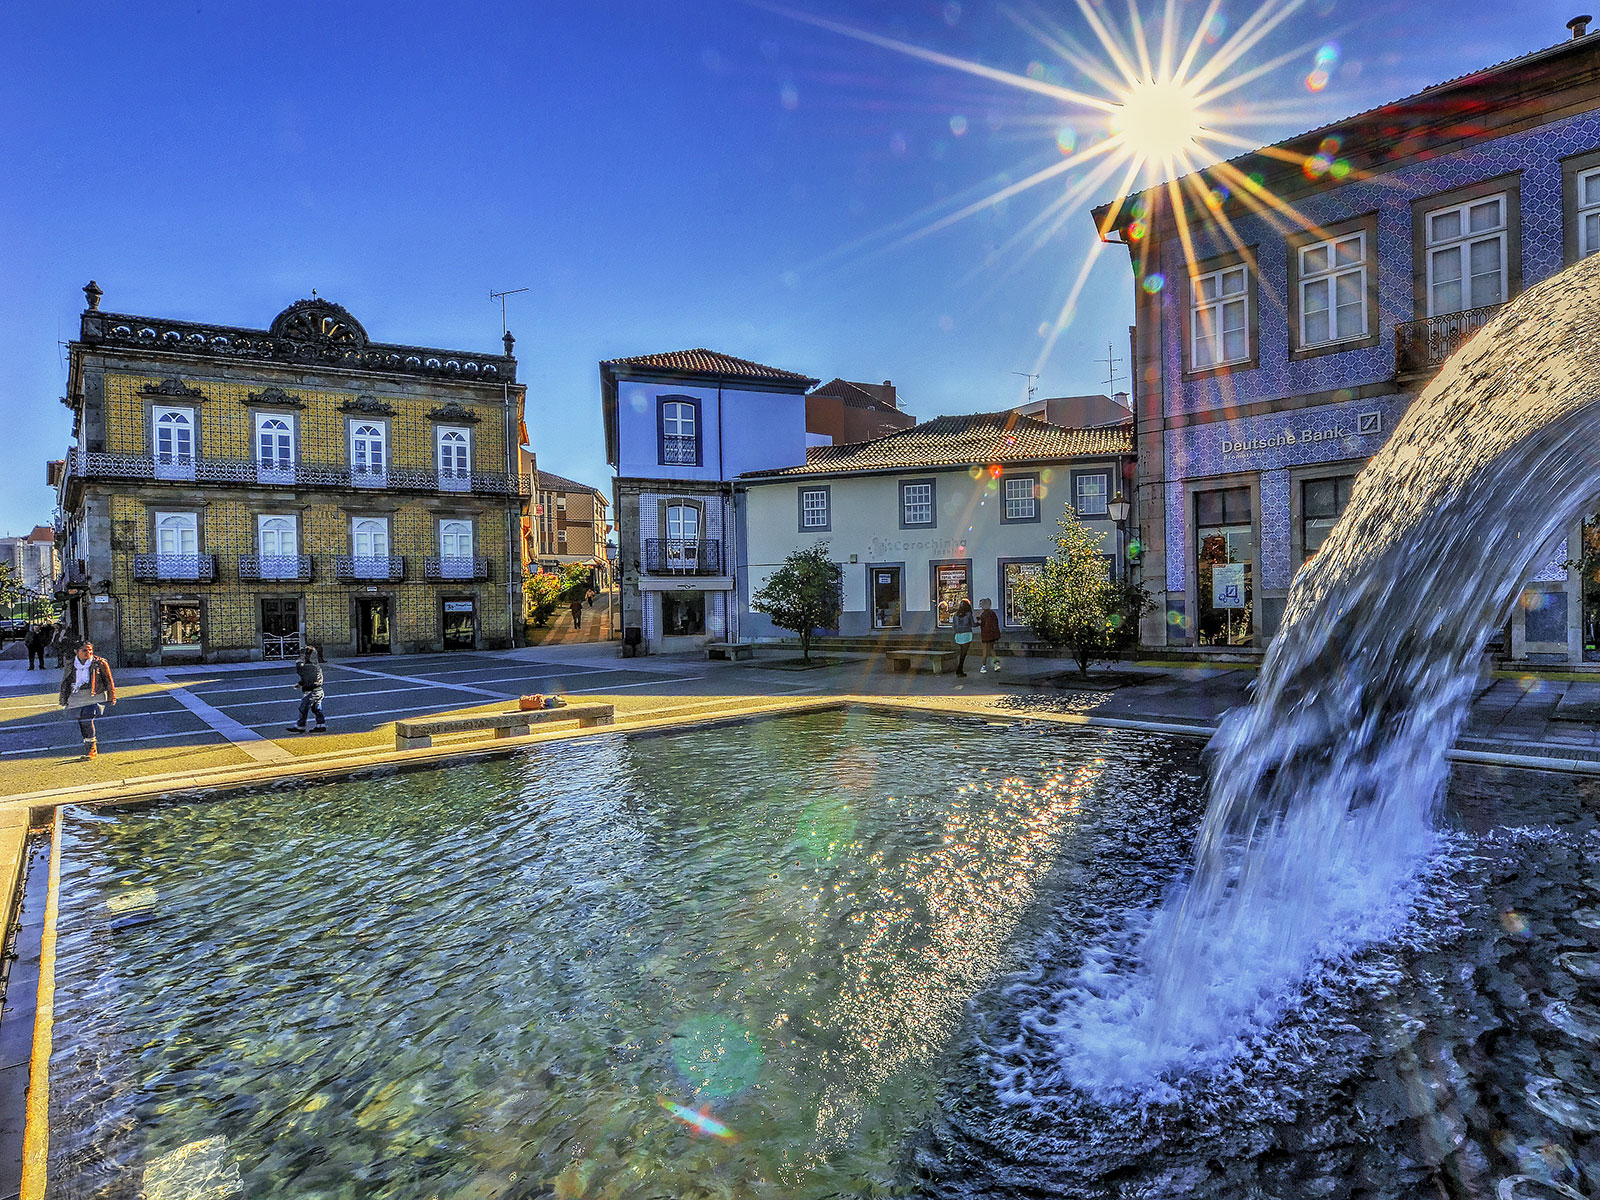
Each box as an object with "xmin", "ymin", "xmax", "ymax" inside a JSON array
[
  {"xmin": 1102, "ymin": 343, "xmax": 1124, "ymax": 398},
  {"xmin": 489, "ymin": 286, "xmax": 529, "ymax": 336},
  {"xmin": 1012, "ymin": 371, "xmax": 1039, "ymax": 405}
]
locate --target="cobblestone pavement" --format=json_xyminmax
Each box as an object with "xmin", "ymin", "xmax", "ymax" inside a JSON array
[{"xmin": 0, "ymin": 641, "xmax": 1594, "ymax": 799}]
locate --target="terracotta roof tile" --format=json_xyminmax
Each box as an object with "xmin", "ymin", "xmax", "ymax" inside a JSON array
[
  {"xmin": 742, "ymin": 411, "xmax": 1131, "ymax": 479},
  {"xmin": 601, "ymin": 348, "xmax": 818, "ymax": 386},
  {"xmin": 535, "ymin": 470, "xmax": 604, "ymax": 495}
]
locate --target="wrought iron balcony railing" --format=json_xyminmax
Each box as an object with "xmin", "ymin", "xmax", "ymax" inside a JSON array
[
  {"xmin": 60, "ymin": 449, "xmax": 532, "ymax": 498},
  {"xmin": 335, "ymin": 555, "xmax": 406, "ymax": 582},
  {"xmin": 644, "ymin": 538, "xmax": 722, "ymax": 575},
  {"xmin": 132, "ymin": 553, "xmax": 217, "ymax": 583},
  {"xmin": 238, "ymin": 554, "xmax": 314, "ymax": 583},
  {"xmin": 425, "ymin": 556, "xmax": 490, "ymax": 581},
  {"xmin": 661, "ymin": 435, "xmax": 697, "ymax": 465},
  {"xmin": 1395, "ymin": 303, "xmax": 1503, "ymax": 380}
]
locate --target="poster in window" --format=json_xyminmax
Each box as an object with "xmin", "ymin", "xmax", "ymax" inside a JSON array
[
  {"xmin": 935, "ymin": 564, "xmax": 970, "ymax": 626},
  {"xmin": 1003, "ymin": 561, "xmax": 1043, "ymax": 627},
  {"xmin": 1212, "ymin": 562, "xmax": 1246, "ymax": 609}
]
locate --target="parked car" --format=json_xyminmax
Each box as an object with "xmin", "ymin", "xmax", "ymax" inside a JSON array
[{"xmin": 0, "ymin": 619, "xmax": 28, "ymax": 641}]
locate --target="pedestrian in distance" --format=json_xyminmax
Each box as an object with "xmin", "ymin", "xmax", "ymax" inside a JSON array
[
  {"xmin": 48, "ymin": 623, "xmax": 69, "ymax": 670},
  {"xmin": 977, "ymin": 598, "xmax": 1002, "ymax": 674},
  {"xmin": 951, "ymin": 598, "xmax": 975, "ymax": 678},
  {"xmin": 285, "ymin": 645, "xmax": 327, "ymax": 733},
  {"xmin": 570, "ymin": 596, "xmax": 585, "ymax": 628},
  {"xmin": 24, "ymin": 623, "xmax": 48, "ymax": 671},
  {"xmin": 57, "ymin": 639, "xmax": 115, "ymax": 760}
]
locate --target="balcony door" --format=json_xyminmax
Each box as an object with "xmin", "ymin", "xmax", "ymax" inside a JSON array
[
  {"xmin": 153, "ymin": 407, "xmax": 196, "ymax": 481},
  {"xmin": 437, "ymin": 428, "xmax": 471, "ymax": 491},
  {"xmin": 353, "ymin": 517, "xmax": 390, "ymax": 579},
  {"xmin": 351, "ymin": 422, "xmax": 387, "ymax": 487},
  {"xmin": 258, "ymin": 515, "xmax": 299, "ymax": 580},
  {"xmin": 155, "ymin": 512, "xmax": 200, "ymax": 579},
  {"xmin": 665, "ymin": 503, "xmax": 699, "ymax": 570},
  {"xmin": 255, "ymin": 413, "xmax": 295, "ymax": 484},
  {"xmin": 440, "ymin": 519, "xmax": 474, "ymax": 579}
]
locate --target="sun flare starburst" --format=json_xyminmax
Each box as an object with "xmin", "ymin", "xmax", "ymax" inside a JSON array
[{"xmin": 760, "ymin": 0, "xmax": 1353, "ymax": 376}]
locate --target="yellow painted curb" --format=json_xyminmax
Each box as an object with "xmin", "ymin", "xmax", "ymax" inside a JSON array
[{"xmin": 20, "ymin": 808, "xmax": 60, "ymax": 1200}]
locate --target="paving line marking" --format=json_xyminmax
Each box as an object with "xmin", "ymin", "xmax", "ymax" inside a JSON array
[
  {"xmin": 332, "ymin": 663, "xmax": 504, "ymax": 699},
  {"xmin": 148, "ymin": 670, "xmax": 292, "ymax": 763},
  {"xmin": 0, "ymin": 729, "xmax": 226, "ymax": 757}
]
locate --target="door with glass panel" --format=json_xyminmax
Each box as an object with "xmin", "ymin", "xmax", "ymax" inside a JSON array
[
  {"xmin": 871, "ymin": 566, "xmax": 903, "ymax": 630},
  {"xmin": 665, "ymin": 504, "xmax": 699, "ymax": 570},
  {"xmin": 351, "ymin": 423, "xmax": 387, "ymax": 486},
  {"xmin": 1195, "ymin": 487, "xmax": 1253, "ymax": 647},
  {"xmin": 440, "ymin": 519, "xmax": 473, "ymax": 579},
  {"xmin": 153, "ymin": 408, "xmax": 196, "ymax": 481},
  {"xmin": 437, "ymin": 428, "xmax": 471, "ymax": 491},
  {"xmin": 256, "ymin": 414, "xmax": 295, "ymax": 483}
]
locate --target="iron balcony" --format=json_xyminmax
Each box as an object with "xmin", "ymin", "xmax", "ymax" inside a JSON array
[
  {"xmin": 132, "ymin": 554, "xmax": 217, "ymax": 583},
  {"xmin": 335, "ymin": 555, "xmax": 406, "ymax": 583},
  {"xmin": 1394, "ymin": 303, "xmax": 1503, "ymax": 383},
  {"xmin": 644, "ymin": 538, "xmax": 722, "ymax": 575},
  {"xmin": 59, "ymin": 449, "xmax": 532, "ymax": 498},
  {"xmin": 238, "ymin": 554, "xmax": 315, "ymax": 583},
  {"xmin": 424, "ymin": 556, "xmax": 490, "ymax": 582}
]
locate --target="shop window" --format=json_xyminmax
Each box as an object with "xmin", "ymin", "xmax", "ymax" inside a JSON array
[
  {"xmin": 662, "ymin": 591, "xmax": 705, "ymax": 635},
  {"xmin": 1001, "ymin": 559, "xmax": 1045, "ymax": 628},
  {"xmin": 160, "ymin": 601, "xmax": 201, "ymax": 648},
  {"xmin": 932, "ymin": 561, "xmax": 971, "ymax": 627},
  {"xmin": 1195, "ymin": 487, "xmax": 1253, "ymax": 647}
]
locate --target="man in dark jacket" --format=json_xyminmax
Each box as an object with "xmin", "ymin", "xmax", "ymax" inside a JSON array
[
  {"xmin": 23, "ymin": 624, "xmax": 48, "ymax": 670},
  {"xmin": 57, "ymin": 639, "xmax": 116, "ymax": 759},
  {"xmin": 285, "ymin": 646, "xmax": 327, "ymax": 733},
  {"xmin": 977, "ymin": 598, "xmax": 1002, "ymax": 673}
]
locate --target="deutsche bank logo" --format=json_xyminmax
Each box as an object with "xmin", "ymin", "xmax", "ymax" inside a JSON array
[{"xmin": 1357, "ymin": 410, "xmax": 1382, "ymax": 436}]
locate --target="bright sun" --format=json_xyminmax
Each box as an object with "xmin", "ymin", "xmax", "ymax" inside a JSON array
[{"xmin": 1111, "ymin": 77, "xmax": 1208, "ymax": 162}]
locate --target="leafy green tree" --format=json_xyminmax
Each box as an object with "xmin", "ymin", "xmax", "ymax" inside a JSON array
[
  {"xmin": 1015, "ymin": 503, "xmax": 1149, "ymax": 676},
  {"xmin": 751, "ymin": 543, "xmax": 844, "ymax": 662},
  {"xmin": 0, "ymin": 565, "xmax": 20, "ymax": 621},
  {"xmin": 524, "ymin": 571, "xmax": 565, "ymax": 628}
]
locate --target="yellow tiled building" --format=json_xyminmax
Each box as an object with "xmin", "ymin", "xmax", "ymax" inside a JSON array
[{"xmin": 52, "ymin": 286, "xmax": 529, "ymax": 666}]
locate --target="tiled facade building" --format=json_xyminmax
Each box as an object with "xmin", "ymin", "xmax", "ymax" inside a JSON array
[
  {"xmin": 53, "ymin": 286, "xmax": 529, "ymax": 665},
  {"xmin": 1094, "ymin": 21, "xmax": 1600, "ymax": 660}
]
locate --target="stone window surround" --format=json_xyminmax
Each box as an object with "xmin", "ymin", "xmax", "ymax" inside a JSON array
[
  {"xmin": 1409, "ymin": 171, "xmax": 1522, "ymax": 320},
  {"xmin": 150, "ymin": 508, "xmax": 203, "ymax": 555},
  {"xmin": 996, "ymin": 556, "xmax": 1047, "ymax": 629},
  {"xmin": 1181, "ymin": 246, "xmax": 1261, "ymax": 380},
  {"xmin": 1561, "ymin": 145, "xmax": 1600, "ymax": 265},
  {"xmin": 1182, "ymin": 471, "xmax": 1262, "ymax": 649},
  {"xmin": 1285, "ymin": 211, "xmax": 1382, "ymax": 361},
  {"xmin": 1286, "ymin": 458, "xmax": 1368, "ymax": 570},
  {"xmin": 347, "ymin": 416, "xmax": 391, "ymax": 478},
  {"xmin": 1070, "ymin": 467, "xmax": 1111, "ymax": 518},
  {"xmin": 866, "ymin": 561, "xmax": 907, "ymax": 630}
]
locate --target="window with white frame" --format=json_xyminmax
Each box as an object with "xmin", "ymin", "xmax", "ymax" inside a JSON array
[
  {"xmin": 661, "ymin": 400, "xmax": 697, "ymax": 465},
  {"xmin": 1579, "ymin": 168, "xmax": 1600, "ymax": 258},
  {"xmin": 1298, "ymin": 232, "xmax": 1367, "ymax": 346},
  {"xmin": 350, "ymin": 422, "xmax": 387, "ymax": 485},
  {"xmin": 255, "ymin": 413, "xmax": 295, "ymax": 481},
  {"xmin": 352, "ymin": 516, "xmax": 390, "ymax": 577},
  {"xmin": 901, "ymin": 481, "xmax": 934, "ymax": 526},
  {"xmin": 439, "ymin": 518, "xmax": 474, "ymax": 578},
  {"xmin": 801, "ymin": 488, "xmax": 830, "ymax": 529},
  {"xmin": 1190, "ymin": 264, "xmax": 1249, "ymax": 368},
  {"xmin": 1425, "ymin": 195, "xmax": 1507, "ymax": 316},
  {"xmin": 1003, "ymin": 476, "xmax": 1037, "ymax": 521},
  {"xmin": 437, "ymin": 427, "xmax": 471, "ymax": 490},
  {"xmin": 258, "ymin": 515, "xmax": 299, "ymax": 578},
  {"xmin": 1074, "ymin": 472, "xmax": 1109, "ymax": 516},
  {"xmin": 155, "ymin": 511, "xmax": 198, "ymax": 557},
  {"xmin": 664, "ymin": 503, "xmax": 700, "ymax": 568},
  {"xmin": 153, "ymin": 407, "xmax": 196, "ymax": 480}
]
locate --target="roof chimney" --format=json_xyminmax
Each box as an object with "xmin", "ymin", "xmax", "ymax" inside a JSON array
[{"xmin": 1569, "ymin": 13, "xmax": 1591, "ymax": 37}]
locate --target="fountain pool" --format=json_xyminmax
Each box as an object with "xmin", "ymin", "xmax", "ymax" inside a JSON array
[{"xmin": 36, "ymin": 708, "xmax": 1600, "ymax": 1199}]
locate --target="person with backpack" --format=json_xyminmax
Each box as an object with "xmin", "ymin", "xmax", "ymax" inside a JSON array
[
  {"xmin": 285, "ymin": 645, "xmax": 327, "ymax": 733},
  {"xmin": 977, "ymin": 598, "xmax": 1002, "ymax": 674}
]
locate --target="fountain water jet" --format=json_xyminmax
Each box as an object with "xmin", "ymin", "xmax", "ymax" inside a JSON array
[{"xmin": 1022, "ymin": 251, "xmax": 1600, "ymax": 1098}]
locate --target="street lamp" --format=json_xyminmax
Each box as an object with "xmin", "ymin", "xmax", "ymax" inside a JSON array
[{"xmin": 1107, "ymin": 493, "xmax": 1131, "ymax": 581}]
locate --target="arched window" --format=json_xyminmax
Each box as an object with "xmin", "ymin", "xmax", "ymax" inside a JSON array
[
  {"xmin": 659, "ymin": 399, "xmax": 699, "ymax": 465},
  {"xmin": 665, "ymin": 503, "xmax": 699, "ymax": 541},
  {"xmin": 439, "ymin": 518, "xmax": 474, "ymax": 578},
  {"xmin": 153, "ymin": 407, "xmax": 195, "ymax": 480},
  {"xmin": 437, "ymin": 427, "xmax": 471, "ymax": 490},
  {"xmin": 353, "ymin": 517, "xmax": 389, "ymax": 559},
  {"xmin": 256, "ymin": 416, "xmax": 293, "ymax": 470},
  {"xmin": 156, "ymin": 512, "xmax": 197, "ymax": 556},
  {"xmin": 351, "ymin": 422, "xmax": 387, "ymax": 484},
  {"xmin": 258, "ymin": 515, "xmax": 298, "ymax": 558}
]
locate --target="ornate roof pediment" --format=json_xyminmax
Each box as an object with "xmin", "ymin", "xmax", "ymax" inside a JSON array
[
  {"xmin": 140, "ymin": 378, "xmax": 207, "ymax": 400},
  {"xmin": 244, "ymin": 387, "xmax": 307, "ymax": 409},
  {"xmin": 269, "ymin": 299, "xmax": 368, "ymax": 348},
  {"xmin": 339, "ymin": 395, "xmax": 395, "ymax": 416},
  {"xmin": 427, "ymin": 401, "xmax": 482, "ymax": 424}
]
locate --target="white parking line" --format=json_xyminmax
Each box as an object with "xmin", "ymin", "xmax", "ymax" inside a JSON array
[
  {"xmin": 148, "ymin": 670, "xmax": 292, "ymax": 764},
  {"xmin": 0, "ymin": 728, "xmax": 225, "ymax": 757}
]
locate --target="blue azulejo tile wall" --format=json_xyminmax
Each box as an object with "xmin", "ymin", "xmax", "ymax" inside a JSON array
[
  {"xmin": 1163, "ymin": 392, "xmax": 1414, "ymax": 592},
  {"xmin": 1158, "ymin": 108, "xmax": 1600, "ymax": 418}
]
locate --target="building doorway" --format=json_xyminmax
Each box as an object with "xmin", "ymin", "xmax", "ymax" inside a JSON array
[
  {"xmin": 871, "ymin": 566, "xmax": 903, "ymax": 630},
  {"xmin": 443, "ymin": 597, "xmax": 476, "ymax": 650},
  {"xmin": 660, "ymin": 591, "xmax": 705, "ymax": 636},
  {"xmin": 356, "ymin": 597, "xmax": 391, "ymax": 655},
  {"xmin": 1195, "ymin": 487, "xmax": 1254, "ymax": 647},
  {"xmin": 260, "ymin": 598, "xmax": 301, "ymax": 660}
]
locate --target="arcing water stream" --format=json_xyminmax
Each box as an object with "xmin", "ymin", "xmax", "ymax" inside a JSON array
[{"xmin": 937, "ymin": 248, "xmax": 1600, "ymax": 1195}]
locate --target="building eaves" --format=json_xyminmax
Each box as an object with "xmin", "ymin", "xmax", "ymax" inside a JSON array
[
  {"xmin": 600, "ymin": 348, "xmax": 819, "ymax": 386},
  {"xmin": 535, "ymin": 469, "xmax": 604, "ymax": 495}
]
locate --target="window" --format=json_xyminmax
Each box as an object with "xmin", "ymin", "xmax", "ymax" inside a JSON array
[
  {"xmin": 155, "ymin": 511, "xmax": 198, "ymax": 557},
  {"xmin": 556, "ymin": 496, "xmax": 566, "ymax": 510},
  {"xmin": 800, "ymin": 486, "xmax": 830, "ymax": 531},
  {"xmin": 932, "ymin": 561, "xmax": 970, "ymax": 627},
  {"xmin": 1074, "ymin": 472, "xmax": 1109, "ymax": 517},
  {"xmin": 1298, "ymin": 232, "xmax": 1367, "ymax": 347},
  {"xmin": 900, "ymin": 479, "xmax": 935, "ymax": 528},
  {"xmin": 153, "ymin": 407, "xmax": 195, "ymax": 481},
  {"xmin": 257, "ymin": 515, "xmax": 299, "ymax": 579},
  {"xmin": 437, "ymin": 427, "xmax": 471, "ymax": 491},
  {"xmin": 1301, "ymin": 475, "xmax": 1355, "ymax": 563},
  {"xmin": 439, "ymin": 519, "xmax": 474, "ymax": 578},
  {"xmin": 352, "ymin": 517, "xmax": 390, "ymax": 576},
  {"xmin": 1195, "ymin": 487, "xmax": 1253, "ymax": 647},
  {"xmin": 1425, "ymin": 195, "xmax": 1506, "ymax": 316},
  {"xmin": 1190, "ymin": 264, "xmax": 1249, "ymax": 369},
  {"xmin": 660, "ymin": 399, "xmax": 699, "ymax": 466},
  {"xmin": 160, "ymin": 601, "xmax": 202, "ymax": 648},
  {"xmin": 255, "ymin": 413, "xmax": 295, "ymax": 482},
  {"xmin": 1003, "ymin": 476, "xmax": 1038, "ymax": 522},
  {"xmin": 1001, "ymin": 560, "xmax": 1044, "ymax": 628},
  {"xmin": 1579, "ymin": 167, "xmax": 1600, "ymax": 258},
  {"xmin": 351, "ymin": 423, "xmax": 387, "ymax": 486}
]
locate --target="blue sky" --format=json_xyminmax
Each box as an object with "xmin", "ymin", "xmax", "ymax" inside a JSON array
[{"xmin": 0, "ymin": 0, "xmax": 1579, "ymax": 535}]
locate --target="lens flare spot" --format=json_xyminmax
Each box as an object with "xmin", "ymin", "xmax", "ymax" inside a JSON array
[
  {"xmin": 1501, "ymin": 910, "xmax": 1529, "ymax": 936},
  {"xmin": 671, "ymin": 1015, "xmax": 763, "ymax": 1097},
  {"xmin": 1329, "ymin": 158, "xmax": 1351, "ymax": 179},
  {"xmin": 1305, "ymin": 68, "xmax": 1329, "ymax": 91},
  {"xmin": 1204, "ymin": 12, "xmax": 1226, "ymax": 41},
  {"xmin": 1314, "ymin": 41, "xmax": 1340, "ymax": 68},
  {"xmin": 1142, "ymin": 272, "xmax": 1166, "ymax": 294},
  {"xmin": 943, "ymin": 0, "xmax": 962, "ymax": 25},
  {"xmin": 949, "ymin": 113, "xmax": 968, "ymax": 136},
  {"xmin": 658, "ymin": 1097, "xmax": 737, "ymax": 1140},
  {"xmin": 1056, "ymin": 125, "xmax": 1077, "ymax": 155},
  {"xmin": 1127, "ymin": 218, "xmax": 1147, "ymax": 241},
  {"xmin": 889, "ymin": 131, "xmax": 908, "ymax": 156},
  {"xmin": 779, "ymin": 81, "xmax": 799, "ymax": 110},
  {"xmin": 1026, "ymin": 61, "xmax": 1047, "ymax": 81}
]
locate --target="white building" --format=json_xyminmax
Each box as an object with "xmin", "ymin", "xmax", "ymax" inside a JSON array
[
  {"xmin": 737, "ymin": 413, "xmax": 1135, "ymax": 640},
  {"xmin": 600, "ymin": 348, "xmax": 817, "ymax": 653},
  {"xmin": 0, "ymin": 526, "xmax": 57, "ymax": 595}
]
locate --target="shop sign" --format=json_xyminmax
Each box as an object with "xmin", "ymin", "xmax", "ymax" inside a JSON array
[
  {"xmin": 92, "ymin": 595, "xmax": 110, "ymax": 604},
  {"xmin": 1212, "ymin": 563, "xmax": 1245, "ymax": 609},
  {"xmin": 1220, "ymin": 411, "xmax": 1382, "ymax": 456},
  {"xmin": 444, "ymin": 600, "xmax": 474, "ymax": 614}
]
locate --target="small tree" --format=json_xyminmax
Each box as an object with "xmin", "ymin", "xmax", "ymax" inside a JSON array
[
  {"xmin": 0, "ymin": 565, "xmax": 19, "ymax": 620},
  {"xmin": 1015, "ymin": 504, "xmax": 1148, "ymax": 676},
  {"xmin": 524, "ymin": 571, "xmax": 565, "ymax": 627},
  {"xmin": 751, "ymin": 543, "xmax": 843, "ymax": 662}
]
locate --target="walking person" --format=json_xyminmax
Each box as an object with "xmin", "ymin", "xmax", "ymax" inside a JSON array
[
  {"xmin": 48, "ymin": 623, "xmax": 69, "ymax": 670},
  {"xmin": 57, "ymin": 639, "xmax": 115, "ymax": 759},
  {"xmin": 285, "ymin": 645, "xmax": 327, "ymax": 733},
  {"xmin": 24, "ymin": 623, "xmax": 47, "ymax": 671},
  {"xmin": 977, "ymin": 598, "xmax": 1002, "ymax": 674},
  {"xmin": 570, "ymin": 595, "xmax": 585, "ymax": 629},
  {"xmin": 951, "ymin": 598, "xmax": 975, "ymax": 678}
]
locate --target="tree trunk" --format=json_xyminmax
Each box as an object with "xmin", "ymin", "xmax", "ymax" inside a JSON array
[
  {"xmin": 800, "ymin": 629, "xmax": 811, "ymax": 662},
  {"xmin": 1076, "ymin": 643, "xmax": 1091, "ymax": 676}
]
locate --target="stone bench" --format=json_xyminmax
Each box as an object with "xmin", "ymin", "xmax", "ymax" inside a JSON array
[
  {"xmin": 394, "ymin": 703, "xmax": 616, "ymax": 750},
  {"xmin": 705, "ymin": 641, "xmax": 755, "ymax": 661},
  {"xmin": 885, "ymin": 649, "xmax": 960, "ymax": 675}
]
